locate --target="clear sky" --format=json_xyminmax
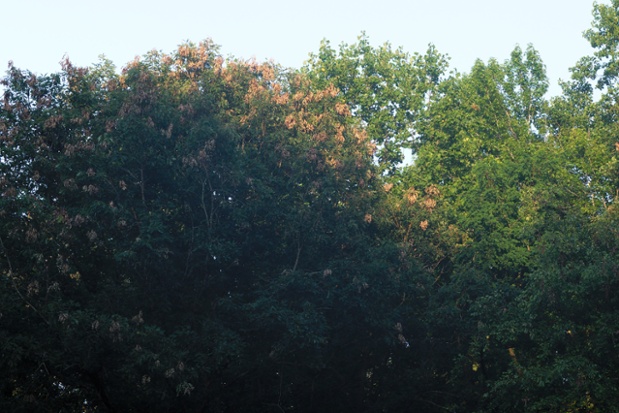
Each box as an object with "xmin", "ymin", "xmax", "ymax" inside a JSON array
[{"xmin": 1, "ymin": 0, "xmax": 605, "ymax": 97}]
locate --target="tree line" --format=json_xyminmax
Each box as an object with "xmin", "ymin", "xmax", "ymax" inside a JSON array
[{"xmin": 2, "ymin": 1, "xmax": 619, "ymax": 412}]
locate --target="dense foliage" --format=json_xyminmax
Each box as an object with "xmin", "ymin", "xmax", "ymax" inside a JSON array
[{"xmin": 3, "ymin": 2, "xmax": 619, "ymax": 412}]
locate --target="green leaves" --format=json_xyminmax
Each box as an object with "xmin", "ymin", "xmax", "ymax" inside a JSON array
[
  {"xmin": 0, "ymin": 40, "xmax": 390, "ymax": 412},
  {"xmin": 584, "ymin": 0, "xmax": 619, "ymax": 88},
  {"xmin": 303, "ymin": 33, "xmax": 449, "ymax": 174},
  {"xmin": 5, "ymin": 4, "xmax": 619, "ymax": 411},
  {"xmin": 502, "ymin": 45, "xmax": 549, "ymax": 135}
]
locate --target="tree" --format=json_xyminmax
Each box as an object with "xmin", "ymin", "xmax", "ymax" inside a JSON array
[
  {"xmin": 6, "ymin": 3, "xmax": 619, "ymax": 410},
  {"xmin": 1, "ymin": 41, "xmax": 419, "ymax": 412},
  {"xmin": 303, "ymin": 33, "xmax": 448, "ymax": 175}
]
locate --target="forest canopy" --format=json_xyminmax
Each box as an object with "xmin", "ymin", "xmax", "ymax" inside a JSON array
[{"xmin": 3, "ymin": 2, "xmax": 619, "ymax": 412}]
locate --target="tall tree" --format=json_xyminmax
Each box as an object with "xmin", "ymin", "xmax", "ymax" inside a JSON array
[
  {"xmin": 303, "ymin": 33, "xmax": 448, "ymax": 175},
  {"xmin": 1, "ymin": 41, "xmax": 421, "ymax": 412}
]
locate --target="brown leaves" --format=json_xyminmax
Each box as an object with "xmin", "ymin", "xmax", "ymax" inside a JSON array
[
  {"xmin": 423, "ymin": 198, "xmax": 437, "ymax": 211},
  {"xmin": 63, "ymin": 141, "xmax": 95, "ymax": 157},
  {"xmin": 284, "ymin": 114, "xmax": 296, "ymax": 129},
  {"xmin": 244, "ymin": 79, "xmax": 267, "ymax": 104},
  {"xmin": 405, "ymin": 188, "xmax": 419, "ymax": 206},
  {"xmin": 388, "ymin": 184, "xmax": 444, "ymax": 261},
  {"xmin": 82, "ymin": 184, "xmax": 98, "ymax": 195},
  {"xmin": 335, "ymin": 102, "xmax": 350, "ymax": 116},
  {"xmin": 173, "ymin": 40, "xmax": 219, "ymax": 79},
  {"xmin": 425, "ymin": 185, "xmax": 440, "ymax": 197},
  {"xmin": 43, "ymin": 115, "xmax": 63, "ymax": 129}
]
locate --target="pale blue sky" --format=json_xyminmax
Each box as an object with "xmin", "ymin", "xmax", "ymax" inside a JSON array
[{"xmin": 1, "ymin": 1, "xmax": 605, "ymax": 96}]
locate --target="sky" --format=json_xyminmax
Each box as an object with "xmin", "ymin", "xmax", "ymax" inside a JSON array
[{"xmin": 1, "ymin": 0, "xmax": 606, "ymax": 97}]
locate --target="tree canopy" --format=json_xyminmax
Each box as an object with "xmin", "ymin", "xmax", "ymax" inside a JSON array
[{"xmin": 3, "ymin": 2, "xmax": 619, "ymax": 412}]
